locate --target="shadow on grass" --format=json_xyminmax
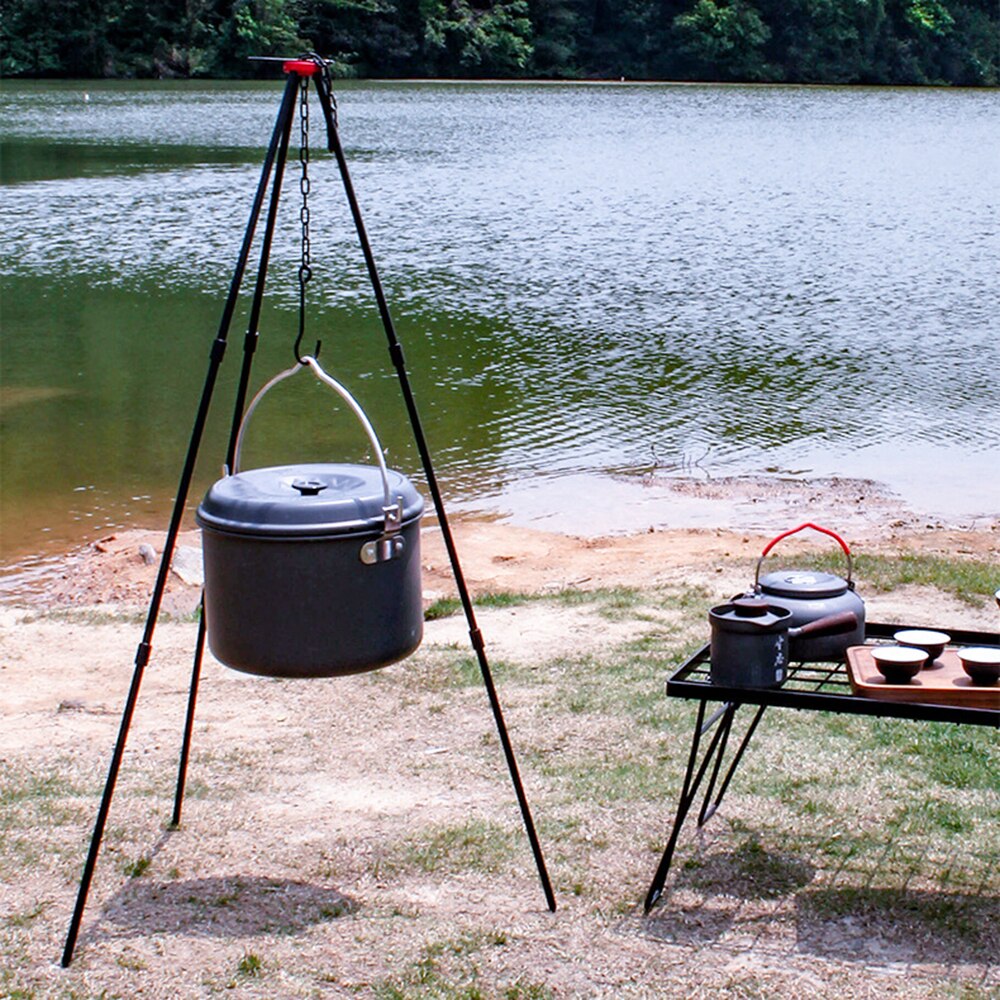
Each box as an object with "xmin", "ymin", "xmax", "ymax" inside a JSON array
[
  {"xmin": 641, "ymin": 842, "xmax": 998, "ymax": 969},
  {"xmin": 642, "ymin": 841, "xmax": 817, "ymax": 945},
  {"xmin": 679, "ymin": 839, "xmax": 818, "ymax": 900},
  {"xmin": 95, "ymin": 874, "xmax": 358, "ymax": 939},
  {"xmin": 794, "ymin": 885, "xmax": 1000, "ymax": 965}
]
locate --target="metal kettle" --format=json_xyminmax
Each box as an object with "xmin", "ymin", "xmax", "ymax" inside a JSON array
[{"xmin": 749, "ymin": 523, "xmax": 865, "ymax": 662}]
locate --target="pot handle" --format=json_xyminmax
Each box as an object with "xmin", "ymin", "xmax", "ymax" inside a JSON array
[
  {"xmin": 232, "ymin": 356, "xmax": 403, "ymax": 548},
  {"xmin": 788, "ymin": 610, "xmax": 858, "ymax": 639},
  {"xmin": 754, "ymin": 522, "xmax": 854, "ymax": 589}
]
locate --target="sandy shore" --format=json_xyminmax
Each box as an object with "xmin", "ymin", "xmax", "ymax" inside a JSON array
[
  {"xmin": 2, "ymin": 466, "xmax": 997, "ymax": 613},
  {"xmin": 12, "ymin": 508, "xmax": 997, "ymax": 625}
]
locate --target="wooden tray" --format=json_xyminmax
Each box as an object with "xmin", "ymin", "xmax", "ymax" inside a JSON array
[{"xmin": 846, "ymin": 646, "xmax": 1000, "ymax": 709}]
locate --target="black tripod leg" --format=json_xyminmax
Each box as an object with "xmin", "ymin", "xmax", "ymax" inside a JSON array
[
  {"xmin": 171, "ymin": 601, "xmax": 208, "ymax": 828},
  {"xmin": 319, "ymin": 86, "xmax": 555, "ymax": 913},
  {"xmin": 61, "ymin": 642, "xmax": 152, "ymax": 966},
  {"xmin": 61, "ymin": 74, "xmax": 301, "ymax": 967},
  {"xmin": 171, "ymin": 99, "xmax": 296, "ymax": 827},
  {"xmin": 224, "ymin": 77, "xmax": 299, "ymax": 471},
  {"xmin": 463, "ymin": 627, "xmax": 557, "ymax": 912}
]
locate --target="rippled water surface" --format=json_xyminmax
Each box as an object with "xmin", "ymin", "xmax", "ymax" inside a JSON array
[{"xmin": 2, "ymin": 79, "xmax": 998, "ymax": 567}]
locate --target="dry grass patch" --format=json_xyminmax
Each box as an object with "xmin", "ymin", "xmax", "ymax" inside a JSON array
[{"xmin": 0, "ymin": 583, "xmax": 997, "ymax": 999}]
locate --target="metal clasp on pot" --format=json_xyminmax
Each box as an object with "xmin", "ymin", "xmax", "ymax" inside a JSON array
[{"xmin": 359, "ymin": 498, "xmax": 405, "ymax": 564}]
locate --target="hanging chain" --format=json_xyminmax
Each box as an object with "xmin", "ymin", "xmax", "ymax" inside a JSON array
[
  {"xmin": 319, "ymin": 56, "xmax": 338, "ymax": 132},
  {"xmin": 295, "ymin": 72, "xmax": 313, "ymax": 363}
]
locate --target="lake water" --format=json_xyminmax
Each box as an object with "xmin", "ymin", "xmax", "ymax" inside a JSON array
[{"xmin": 1, "ymin": 79, "xmax": 998, "ymax": 578}]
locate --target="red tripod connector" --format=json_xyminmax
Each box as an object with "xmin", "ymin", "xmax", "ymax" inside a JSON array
[{"xmin": 283, "ymin": 59, "xmax": 318, "ymax": 76}]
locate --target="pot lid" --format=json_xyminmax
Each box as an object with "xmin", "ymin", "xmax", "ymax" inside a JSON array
[
  {"xmin": 709, "ymin": 598, "xmax": 791, "ymax": 631},
  {"xmin": 759, "ymin": 569, "xmax": 848, "ymax": 600},
  {"xmin": 196, "ymin": 463, "xmax": 423, "ymax": 538}
]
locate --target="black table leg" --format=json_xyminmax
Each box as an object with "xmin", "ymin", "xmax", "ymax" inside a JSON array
[
  {"xmin": 697, "ymin": 704, "xmax": 767, "ymax": 826},
  {"xmin": 644, "ymin": 698, "xmax": 770, "ymax": 912},
  {"xmin": 644, "ymin": 701, "xmax": 737, "ymax": 912}
]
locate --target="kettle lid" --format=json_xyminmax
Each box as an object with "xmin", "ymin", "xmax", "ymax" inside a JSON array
[{"xmin": 759, "ymin": 569, "xmax": 848, "ymax": 600}]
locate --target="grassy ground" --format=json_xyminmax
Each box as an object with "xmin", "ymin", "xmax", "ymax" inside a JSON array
[{"xmin": 1, "ymin": 576, "xmax": 997, "ymax": 999}]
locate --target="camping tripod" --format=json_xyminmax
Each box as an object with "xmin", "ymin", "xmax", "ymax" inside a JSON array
[{"xmin": 62, "ymin": 57, "xmax": 556, "ymax": 967}]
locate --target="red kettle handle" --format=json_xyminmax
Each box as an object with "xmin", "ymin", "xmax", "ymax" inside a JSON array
[{"xmin": 755, "ymin": 522, "xmax": 854, "ymax": 588}]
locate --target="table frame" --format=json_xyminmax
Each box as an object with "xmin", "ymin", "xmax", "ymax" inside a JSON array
[{"xmin": 643, "ymin": 622, "xmax": 999, "ymax": 913}]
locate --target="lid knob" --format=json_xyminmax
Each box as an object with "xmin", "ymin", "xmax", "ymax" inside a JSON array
[
  {"xmin": 732, "ymin": 597, "xmax": 770, "ymax": 617},
  {"xmin": 290, "ymin": 478, "xmax": 327, "ymax": 496}
]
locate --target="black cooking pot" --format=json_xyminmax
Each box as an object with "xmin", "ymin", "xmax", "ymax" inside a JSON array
[
  {"xmin": 709, "ymin": 598, "xmax": 859, "ymax": 688},
  {"xmin": 197, "ymin": 358, "xmax": 424, "ymax": 679}
]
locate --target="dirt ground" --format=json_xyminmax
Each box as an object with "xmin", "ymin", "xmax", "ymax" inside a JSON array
[{"xmin": 1, "ymin": 487, "xmax": 998, "ymax": 999}]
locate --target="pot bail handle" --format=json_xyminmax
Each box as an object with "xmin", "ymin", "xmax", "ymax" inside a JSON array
[
  {"xmin": 754, "ymin": 522, "xmax": 854, "ymax": 589},
  {"xmin": 231, "ymin": 355, "xmax": 401, "ymax": 541}
]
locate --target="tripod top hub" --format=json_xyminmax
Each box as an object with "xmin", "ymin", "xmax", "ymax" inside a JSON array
[{"xmin": 283, "ymin": 59, "xmax": 319, "ymax": 76}]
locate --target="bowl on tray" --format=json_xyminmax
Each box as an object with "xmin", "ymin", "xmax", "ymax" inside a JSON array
[
  {"xmin": 893, "ymin": 629, "xmax": 950, "ymax": 666},
  {"xmin": 870, "ymin": 645, "xmax": 927, "ymax": 684},
  {"xmin": 956, "ymin": 647, "xmax": 1000, "ymax": 686}
]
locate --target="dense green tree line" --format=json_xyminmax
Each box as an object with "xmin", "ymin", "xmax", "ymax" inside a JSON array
[{"xmin": 1, "ymin": 0, "xmax": 997, "ymax": 84}]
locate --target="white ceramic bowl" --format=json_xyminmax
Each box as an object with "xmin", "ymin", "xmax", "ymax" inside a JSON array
[
  {"xmin": 956, "ymin": 646, "xmax": 1000, "ymax": 686},
  {"xmin": 893, "ymin": 629, "xmax": 951, "ymax": 664},
  {"xmin": 871, "ymin": 645, "xmax": 926, "ymax": 683}
]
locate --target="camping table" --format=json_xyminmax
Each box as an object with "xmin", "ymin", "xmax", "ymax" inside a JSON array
[{"xmin": 643, "ymin": 622, "xmax": 999, "ymax": 913}]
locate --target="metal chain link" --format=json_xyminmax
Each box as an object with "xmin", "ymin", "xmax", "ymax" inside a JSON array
[
  {"xmin": 298, "ymin": 74, "xmax": 312, "ymax": 291},
  {"xmin": 294, "ymin": 72, "xmax": 314, "ymax": 363},
  {"xmin": 320, "ymin": 56, "xmax": 338, "ymax": 131}
]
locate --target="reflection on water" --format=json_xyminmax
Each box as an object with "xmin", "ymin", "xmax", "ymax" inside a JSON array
[
  {"xmin": 1, "ymin": 80, "xmax": 998, "ymax": 571},
  {"xmin": 0, "ymin": 139, "xmax": 255, "ymax": 184}
]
